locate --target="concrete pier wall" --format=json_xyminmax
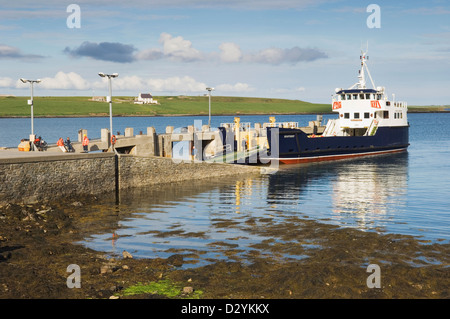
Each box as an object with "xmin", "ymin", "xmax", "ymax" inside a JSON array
[
  {"xmin": 118, "ymin": 155, "xmax": 260, "ymax": 189},
  {"xmin": 0, "ymin": 153, "xmax": 260, "ymax": 204},
  {"xmin": 0, "ymin": 153, "xmax": 116, "ymax": 204}
]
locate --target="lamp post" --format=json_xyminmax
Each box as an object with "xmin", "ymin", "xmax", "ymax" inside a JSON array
[
  {"xmin": 20, "ymin": 78, "xmax": 41, "ymax": 151},
  {"xmin": 98, "ymin": 72, "xmax": 118, "ymax": 149},
  {"xmin": 206, "ymin": 87, "xmax": 214, "ymax": 127}
]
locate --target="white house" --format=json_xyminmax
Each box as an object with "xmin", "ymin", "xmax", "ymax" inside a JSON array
[{"xmin": 135, "ymin": 93, "xmax": 158, "ymax": 104}]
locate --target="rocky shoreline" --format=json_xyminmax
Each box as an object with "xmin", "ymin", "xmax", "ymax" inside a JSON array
[
  {"xmin": 1, "ymin": 196, "xmax": 449, "ymax": 299},
  {"xmin": 0, "ymin": 197, "xmax": 175, "ymax": 299}
]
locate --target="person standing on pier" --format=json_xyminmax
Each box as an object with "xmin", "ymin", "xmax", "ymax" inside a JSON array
[
  {"xmin": 82, "ymin": 134, "xmax": 89, "ymax": 153},
  {"xmin": 57, "ymin": 137, "xmax": 66, "ymax": 152}
]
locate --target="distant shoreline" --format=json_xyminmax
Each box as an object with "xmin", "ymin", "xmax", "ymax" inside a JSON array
[
  {"xmin": 0, "ymin": 112, "xmax": 333, "ymax": 119},
  {"xmin": 0, "ymin": 110, "xmax": 449, "ymax": 119}
]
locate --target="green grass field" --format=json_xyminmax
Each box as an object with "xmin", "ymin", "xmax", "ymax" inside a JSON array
[
  {"xmin": 0, "ymin": 95, "xmax": 445, "ymax": 117},
  {"xmin": 0, "ymin": 95, "xmax": 330, "ymax": 117}
]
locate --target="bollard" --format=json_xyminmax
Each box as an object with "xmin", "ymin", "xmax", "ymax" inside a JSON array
[
  {"xmin": 101, "ymin": 128, "xmax": 109, "ymax": 142},
  {"xmin": 147, "ymin": 127, "xmax": 156, "ymax": 136},
  {"xmin": 166, "ymin": 126, "xmax": 174, "ymax": 134},
  {"xmin": 125, "ymin": 127, "xmax": 134, "ymax": 137}
]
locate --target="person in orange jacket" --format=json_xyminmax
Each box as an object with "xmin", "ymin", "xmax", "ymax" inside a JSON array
[
  {"xmin": 82, "ymin": 134, "xmax": 89, "ymax": 153},
  {"xmin": 57, "ymin": 137, "xmax": 66, "ymax": 152}
]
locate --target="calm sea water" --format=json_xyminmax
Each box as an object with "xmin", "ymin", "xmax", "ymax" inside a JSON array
[{"xmin": 1, "ymin": 113, "xmax": 449, "ymax": 266}]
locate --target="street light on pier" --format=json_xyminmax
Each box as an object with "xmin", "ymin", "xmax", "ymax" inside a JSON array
[
  {"xmin": 20, "ymin": 78, "xmax": 41, "ymax": 151},
  {"xmin": 98, "ymin": 72, "xmax": 119, "ymax": 149},
  {"xmin": 206, "ymin": 87, "xmax": 214, "ymax": 127}
]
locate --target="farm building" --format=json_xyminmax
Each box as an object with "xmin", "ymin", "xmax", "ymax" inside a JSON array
[{"xmin": 135, "ymin": 93, "xmax": 158, "ymax": 104}]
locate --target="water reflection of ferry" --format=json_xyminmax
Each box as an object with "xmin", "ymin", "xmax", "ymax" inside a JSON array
[
  {"xmin": 263, "ymin": 50, "xmax": 410, "ymax": 164},
  {"xmin": 264, "ymin": 152, "xmax": 408, "ymax": 231},
  {"xmin": 330, "ymin": 153, "xmax": 408, "ymax": 229}
]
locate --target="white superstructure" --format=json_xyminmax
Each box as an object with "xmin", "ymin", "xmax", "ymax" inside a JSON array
[{"xmin": 325, "ymin": 50, "xmax": 408, "ymax": 137}]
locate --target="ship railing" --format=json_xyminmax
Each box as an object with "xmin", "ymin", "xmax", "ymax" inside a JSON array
[
  {"xmin": 262, "ymin": 122, "xmax": 298, "ymax": 129},
  {"xmin": 322, "ymin": 119, "xmax": 339, "ymax": 137},
  {"xmin": 388, "ymin": 101, "xmax": 407, "ymax": 108},
  {"xmin": 220, "ymin": 122, "xmax": 252, "ymax": 131},
  {"xmin": 364, "ymin": 119, "xmax": 379, "ymax": 136},
  {"xmin": 393, "ymin": 101, "xmax": 407, "ymax": 108}
]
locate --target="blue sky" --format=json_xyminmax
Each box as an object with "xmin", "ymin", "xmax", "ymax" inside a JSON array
[{"xmin": 0, "ymin": 0, "xmax": 449, "ymax": 105}]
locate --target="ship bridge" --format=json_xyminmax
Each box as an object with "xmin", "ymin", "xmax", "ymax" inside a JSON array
[{"xmin": 335, "ymin": 88, "xmax": 380, "ymax": 101}]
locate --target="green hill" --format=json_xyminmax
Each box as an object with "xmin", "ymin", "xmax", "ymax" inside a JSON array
[{"xmin": 0, "ymin": 95, "xmax": 331, "ymax": 117}]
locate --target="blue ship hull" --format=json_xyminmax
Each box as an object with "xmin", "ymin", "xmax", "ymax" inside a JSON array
[{"xmin": 265, "ymin": 125, "xmax": 409, "ymax": 164}]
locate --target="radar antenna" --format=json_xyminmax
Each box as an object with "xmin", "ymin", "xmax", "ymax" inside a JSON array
[{"xmin": 350, "ymin": 43, "xmax": 376, "ymax": 89}]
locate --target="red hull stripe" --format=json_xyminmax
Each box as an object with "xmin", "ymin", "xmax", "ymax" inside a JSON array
[{"xmin": 273, "ymin": 148, "xmax": 407, "ymax": 165}]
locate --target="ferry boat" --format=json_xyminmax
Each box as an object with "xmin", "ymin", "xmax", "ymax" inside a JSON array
[{"xmin": 264, "ymin": 51, "xmax": 410, "ymax": 164}]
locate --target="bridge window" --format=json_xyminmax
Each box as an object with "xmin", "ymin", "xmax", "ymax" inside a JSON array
[
  {"xmin": 359, "ymin": 93, "xmax": 365, "ymax": 99},
  {"xmin": 346, "ymin": 94, "xmax": 351, "ymax": 100},
  {"xmin": 340, "ymin": 94, "xmax": 346, "ymax": 100},
  {"xmin": 353, "ymin": 94, "xmax": 358, "ymax": 100},
  {"xmin": 365, "ymin": 93, "xmax": 371, "ymax": 99}
]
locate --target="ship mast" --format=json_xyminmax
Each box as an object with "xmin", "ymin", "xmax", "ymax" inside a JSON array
[{"xmin": 350, "ymin": 48, "xmax": 376, "ymax": 90}]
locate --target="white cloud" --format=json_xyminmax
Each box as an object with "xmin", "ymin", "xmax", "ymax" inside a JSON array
[
  {"xmin": 93, "ymin": 75, "xmax": 207, "ymax": 93},
  {"xmin": 134, "ymin": 48, "xmax": 164, "ymax": 61},
  {"xmin": 219, "ymin": 42, "xmax": 242, "ymax": 63},
  {"xmin": 135, "ymin": 33, "xmax": 203, "ymax": 62},
  {"xmin": 0, "ymin": 77, "xmax": 15, "ymax": 88},
  {"xmin": 39, "ymin": 72, "xmax": 91, "ymax": 90},
  {"xmin": 1, "ymin": 71, "xmax": 208, "ymax": 94},
  {"xmin": 135, "ymin": 34, "xmax": 327, "ymax": 65},
  {"xmin": 216, "ymin": 82, "xmax": 253, "ymax": 92},
  {"xmin": 246, "ymin": 48, "xmax": 284, "ymax": 64},
  {"xmin": 159, "ymin": 32, "xmax": 203, "ymax": 62},
  {"xmin": 147, "ymin": 76, "xmax": 206, "ymax": 92},
  {"xmin": 93, "ymin": 75, "xmax": 146, "ymax": 91},
  {"xmin": 103, "ymin": 75, "xmax": 253, "ymax": 94},
  {"xmin": 0, "ymin": 70, "xmax": 297, "ymax": 97}
]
